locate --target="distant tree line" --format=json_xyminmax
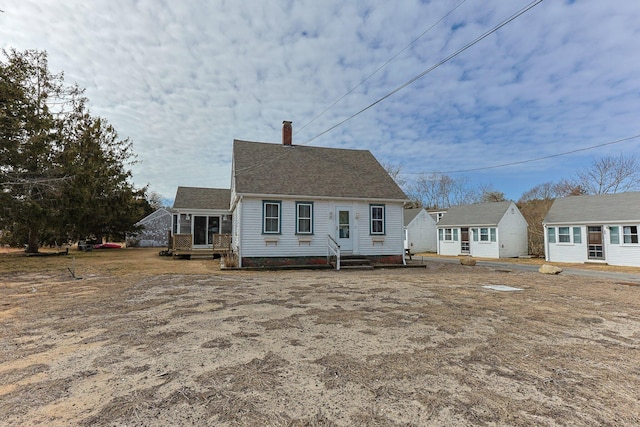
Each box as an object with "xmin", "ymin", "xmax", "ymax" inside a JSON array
[
  {"xmin": 1, "ymin": 49, "xmax": 155, "ymax": 252},
  {"xmin": 386, "ymin": 153, "xmax": 640, "ymax": 256}
]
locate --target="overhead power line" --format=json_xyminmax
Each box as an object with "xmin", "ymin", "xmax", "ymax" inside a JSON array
[
  {"xmin": 301, "ymin": 0, "xmax": 544, "ymax": 145},
  {"xmin": 236, "ymin": 0, "xmax": 543, "ymax": 175},
  {"xmin": 295, "ymin": 0, "xmax": 468, "ymax": 136},
  {"xmin": 402, "ymin": 133, "xmax": 640, "ymax": 175}
]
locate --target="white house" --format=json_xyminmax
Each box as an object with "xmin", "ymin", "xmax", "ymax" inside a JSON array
[
  {"xmin": 404, "ymin": 208, "xmax": 438, "ymax": 253},
  {"xmin": 230, "ymin": 121, "xmax": 409, "ymax": 267},
  {"xmin": 543, "ymin": 192, "xmax": 640, "ymax": 267},
  {"xmin": 171, "ymin": 187, "xmax": 232, "ymax": 250},
  {"xmin": 437, "ymin": 201, "xmax": 528, "ymax": 258}
]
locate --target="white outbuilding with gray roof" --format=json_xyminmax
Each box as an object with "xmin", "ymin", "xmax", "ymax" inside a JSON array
[
  {"xmin": 543, "ymin": 192, "xmax": 640, "ymax": 267},
  {"xmin": 436, "ymin": 201, "xmax": 528, "ymax": 259}
]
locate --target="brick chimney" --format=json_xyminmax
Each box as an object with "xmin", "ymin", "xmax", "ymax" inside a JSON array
[{"xmin": 282, "ymin": 121, "xmax": 292, "ymax": 146}]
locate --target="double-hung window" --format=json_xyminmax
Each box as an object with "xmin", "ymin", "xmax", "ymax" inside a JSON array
[
  {"xmin": 558, "ymin": 227, "xmax": 571, "ymax": 243},
  {"xmin": 439, "ymin": 228, "xmax": 458, "ymax": 241},
  {"xmin": 480, "ymin": 228, "xmax": 489, "ymax": 242},
  {"xmin": 296, "ymin": 202, "xmax": 313, "ymax": 234},
  {"xmin": 573, "ymin": 227, "xmax": 582, "ymax": 243},
  {"xmin": 263, "ymin": 201, "xmax": 281, "ymax": 234},
  {"xmin": 370, "ymin": 204, "xmax": 385, "ymax": 235},
  {"xmin": 623, "ymin": 225, "xmax": 639, "ymax": 244}
]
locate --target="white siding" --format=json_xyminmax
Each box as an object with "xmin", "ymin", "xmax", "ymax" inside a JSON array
[
  {"xmin": 437, "ymin": 202, "xmax": 528, "ymax": 259},
  {"xmin": 546, "ymin": 224, "xmax": 640, "ymax": 267},
  {"xmin": 438, "ymin": 228, "xmax": 461, "ymax": 256},
  {"xmin": 356, "ymin": 202, "xmax": 404, "ymax": 256},
  {"xmin": 405, "ymin": 211, "xmax": 438, "ymax": 253},
  {"xmin": 470, "ymin": 239, "xmax": 499, "ymax": 258},
  {"xmin": 606, "ymin": 241, "xmax": 640, "ymax": 267},
  {"xmin": 496, "ymin": 204, "xmax": 529, "ymax": 257},
  {"xmin": 237, "ymin": 197, "xmax": 404, "ymax": 259},
  {"xmin": 547, "ymin": 241, "xmax": 587, "ymax": 263}
]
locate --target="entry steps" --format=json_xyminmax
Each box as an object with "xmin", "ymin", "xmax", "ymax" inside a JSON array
[{"xmin": 331, "ymin": 255, "xmax": 374, "ymax": 270}]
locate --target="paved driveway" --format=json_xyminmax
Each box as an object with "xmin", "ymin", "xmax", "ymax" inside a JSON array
[{"xmin": 413, "ymin": 255, "xmax": 640, "ymax": 282}]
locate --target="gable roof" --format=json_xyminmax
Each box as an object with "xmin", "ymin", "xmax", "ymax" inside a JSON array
[
  {"xmin": 404, "ymin": 208, "xmax": 423, "ymax": 225},
  {"xmin": 543, "ymin": 192, "xmax": 640, "ymax": 224},
  {"xmin": 173, "ymin": 187, "xmax": 231, "ymax": 210},
  {"xmin": 135, "ymin": 207, "xmax": 171, "ymax": 226},
  {"xmin": 437, "ymin": 201, "xmax": 514, "ymax": 227},
  {"xmin": 232, "ymin": 140, "xmax": 407, "ymax": 200}
]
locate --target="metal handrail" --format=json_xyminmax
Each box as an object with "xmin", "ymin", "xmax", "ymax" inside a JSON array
[{"xmin": 327, "ymin": 234, "xmax": 341, "ymax": 271}]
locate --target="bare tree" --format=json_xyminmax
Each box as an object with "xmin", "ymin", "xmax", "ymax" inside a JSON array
[
  {"xmin": 575, "ymin": 154, "xmax": 640, "ymax": 194},
  {"xmin": 382, "ymin": 162, "xmax": 407, "ymax": 189},
  {"xmin": 519, "ymin": 182, "xmax": 557, "ymax": 202},
  {"xmin": 478, "ymin": 184, "xmax": 506, "ymax": 203},
  {"xmin": 406, "ymin": 173, "xmax": 479, "ymax": 209}
]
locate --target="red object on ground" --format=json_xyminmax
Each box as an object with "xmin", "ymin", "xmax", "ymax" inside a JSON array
[{"xmin": 93, "ymin": 243, "xmax": 121, "ymax": 249}]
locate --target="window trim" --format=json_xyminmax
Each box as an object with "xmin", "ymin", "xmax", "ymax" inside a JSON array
[
  {"xmin": 440, "ymin": 228, "xmax": 458, "ymax": 242},
  {"xmin": 262, "ymin": 200, "xmax": 281, "ymax": 234},
  {"xmin": 610, "ymin": 226, "xmax": 620, "ymax": 244},
  {"xmin": 573, "ymin": 227, "xmax": 582, "ymax": 244},
  {"xmin": 548, "ymin": 226, "xmax": 585, "ymax": 244},
  {"xmin": 623, "ymin": 225, "xmax": 639, "ymax": 244},
  {"xmin": 558, "ymin": 226, "xmax": 571, "ymax": 243},
  {"xmin": 295, "ymin": 201, "xmax": 314, "ymax": 235},
  {"xmin": 370, "ymin": 204, "xmax": 386, "ymax": 235}
]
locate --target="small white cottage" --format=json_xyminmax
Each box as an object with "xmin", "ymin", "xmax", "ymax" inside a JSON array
[
  {"xmin": 437, "ymin": 201, "xmax": 528, "ymax": 258},
  {"xmin": 230, "ymin": 121, "xmax": 409, "ymax": 267},
  {"xmin": 543, "ymin": 192, "xmax": 640, "ymax": 267},
  {"xmin": 404, "ymin": 208, "xmax": 438, "ymax": 254}
]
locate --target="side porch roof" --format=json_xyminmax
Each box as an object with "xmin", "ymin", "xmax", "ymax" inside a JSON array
[{"xmin": 173, "ymin": 187, "xmax": 231, "ymax": 211}]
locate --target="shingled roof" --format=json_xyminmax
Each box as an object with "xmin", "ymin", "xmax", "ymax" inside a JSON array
[
  {"xmin": 437, "ymin": 201, "xmax": 514, "ymax": 227},
  {"xmin": 173, "ymin": 187, "xmax": 231, "ymax": 210},
  {"xmin": 404, "ymin": 208, "xmax": 424, "ymax": 225},
  {"xmin": 544, "ymin": 192, "xmax": 640, "ymax": 224},
  {"xmin": 232, "ymin": 139, "xmax": 407, "ymax": 200}
]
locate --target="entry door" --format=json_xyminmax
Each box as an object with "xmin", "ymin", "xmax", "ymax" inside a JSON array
[
  {"xmin": 336, "ymin": 207, "xmax": 353, "ymax": 252},
  {"xmin": 587, "ymin": 226, "xmax": 604, "ymax": 260},
  {"xmin": 461, "ymin": 227, "xmax": 470, "ymax": 254}
]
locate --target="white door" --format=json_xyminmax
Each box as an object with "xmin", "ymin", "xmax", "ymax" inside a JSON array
[{"xmin": 336, "ymin": 207, "xmax": 353, "ymax": 252}]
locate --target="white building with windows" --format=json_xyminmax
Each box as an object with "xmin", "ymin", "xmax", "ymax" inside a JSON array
[
  {"xmin": 230, "ymin": 121, "xmax": 408, "ymax": 267},
  {"xmin": 436, "ymin": 201, "xmax": 528, "ymax": 259},
  {"xmin": 543, "ymin": 192, "xmax": 640, "ymax": 267},
  {"xmin": 171, "ymin": 187, "xmax": 232, "ymax": 249}
]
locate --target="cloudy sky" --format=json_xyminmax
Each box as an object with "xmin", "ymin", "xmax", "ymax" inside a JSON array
[{"xmin": 2, "ymin": 0, "xmax": 640, "ymax": 203}]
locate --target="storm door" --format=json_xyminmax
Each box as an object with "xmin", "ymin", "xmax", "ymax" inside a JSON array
[
  {"xmin": 587, "ymin": 226, "xmax": 604, "ymax": 260},
  {"xmin": 461, "ymin": 227, "xmax": 470, "ymax": 254},
  {"xmin": 336, "ymin": 207, "xmax": 353, "ymax": 252}
]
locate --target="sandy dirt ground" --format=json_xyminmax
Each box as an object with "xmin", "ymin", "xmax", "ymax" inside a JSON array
[{"xmin": 1, "ymin": 248, "xmax": 639, "ymax": 426}]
